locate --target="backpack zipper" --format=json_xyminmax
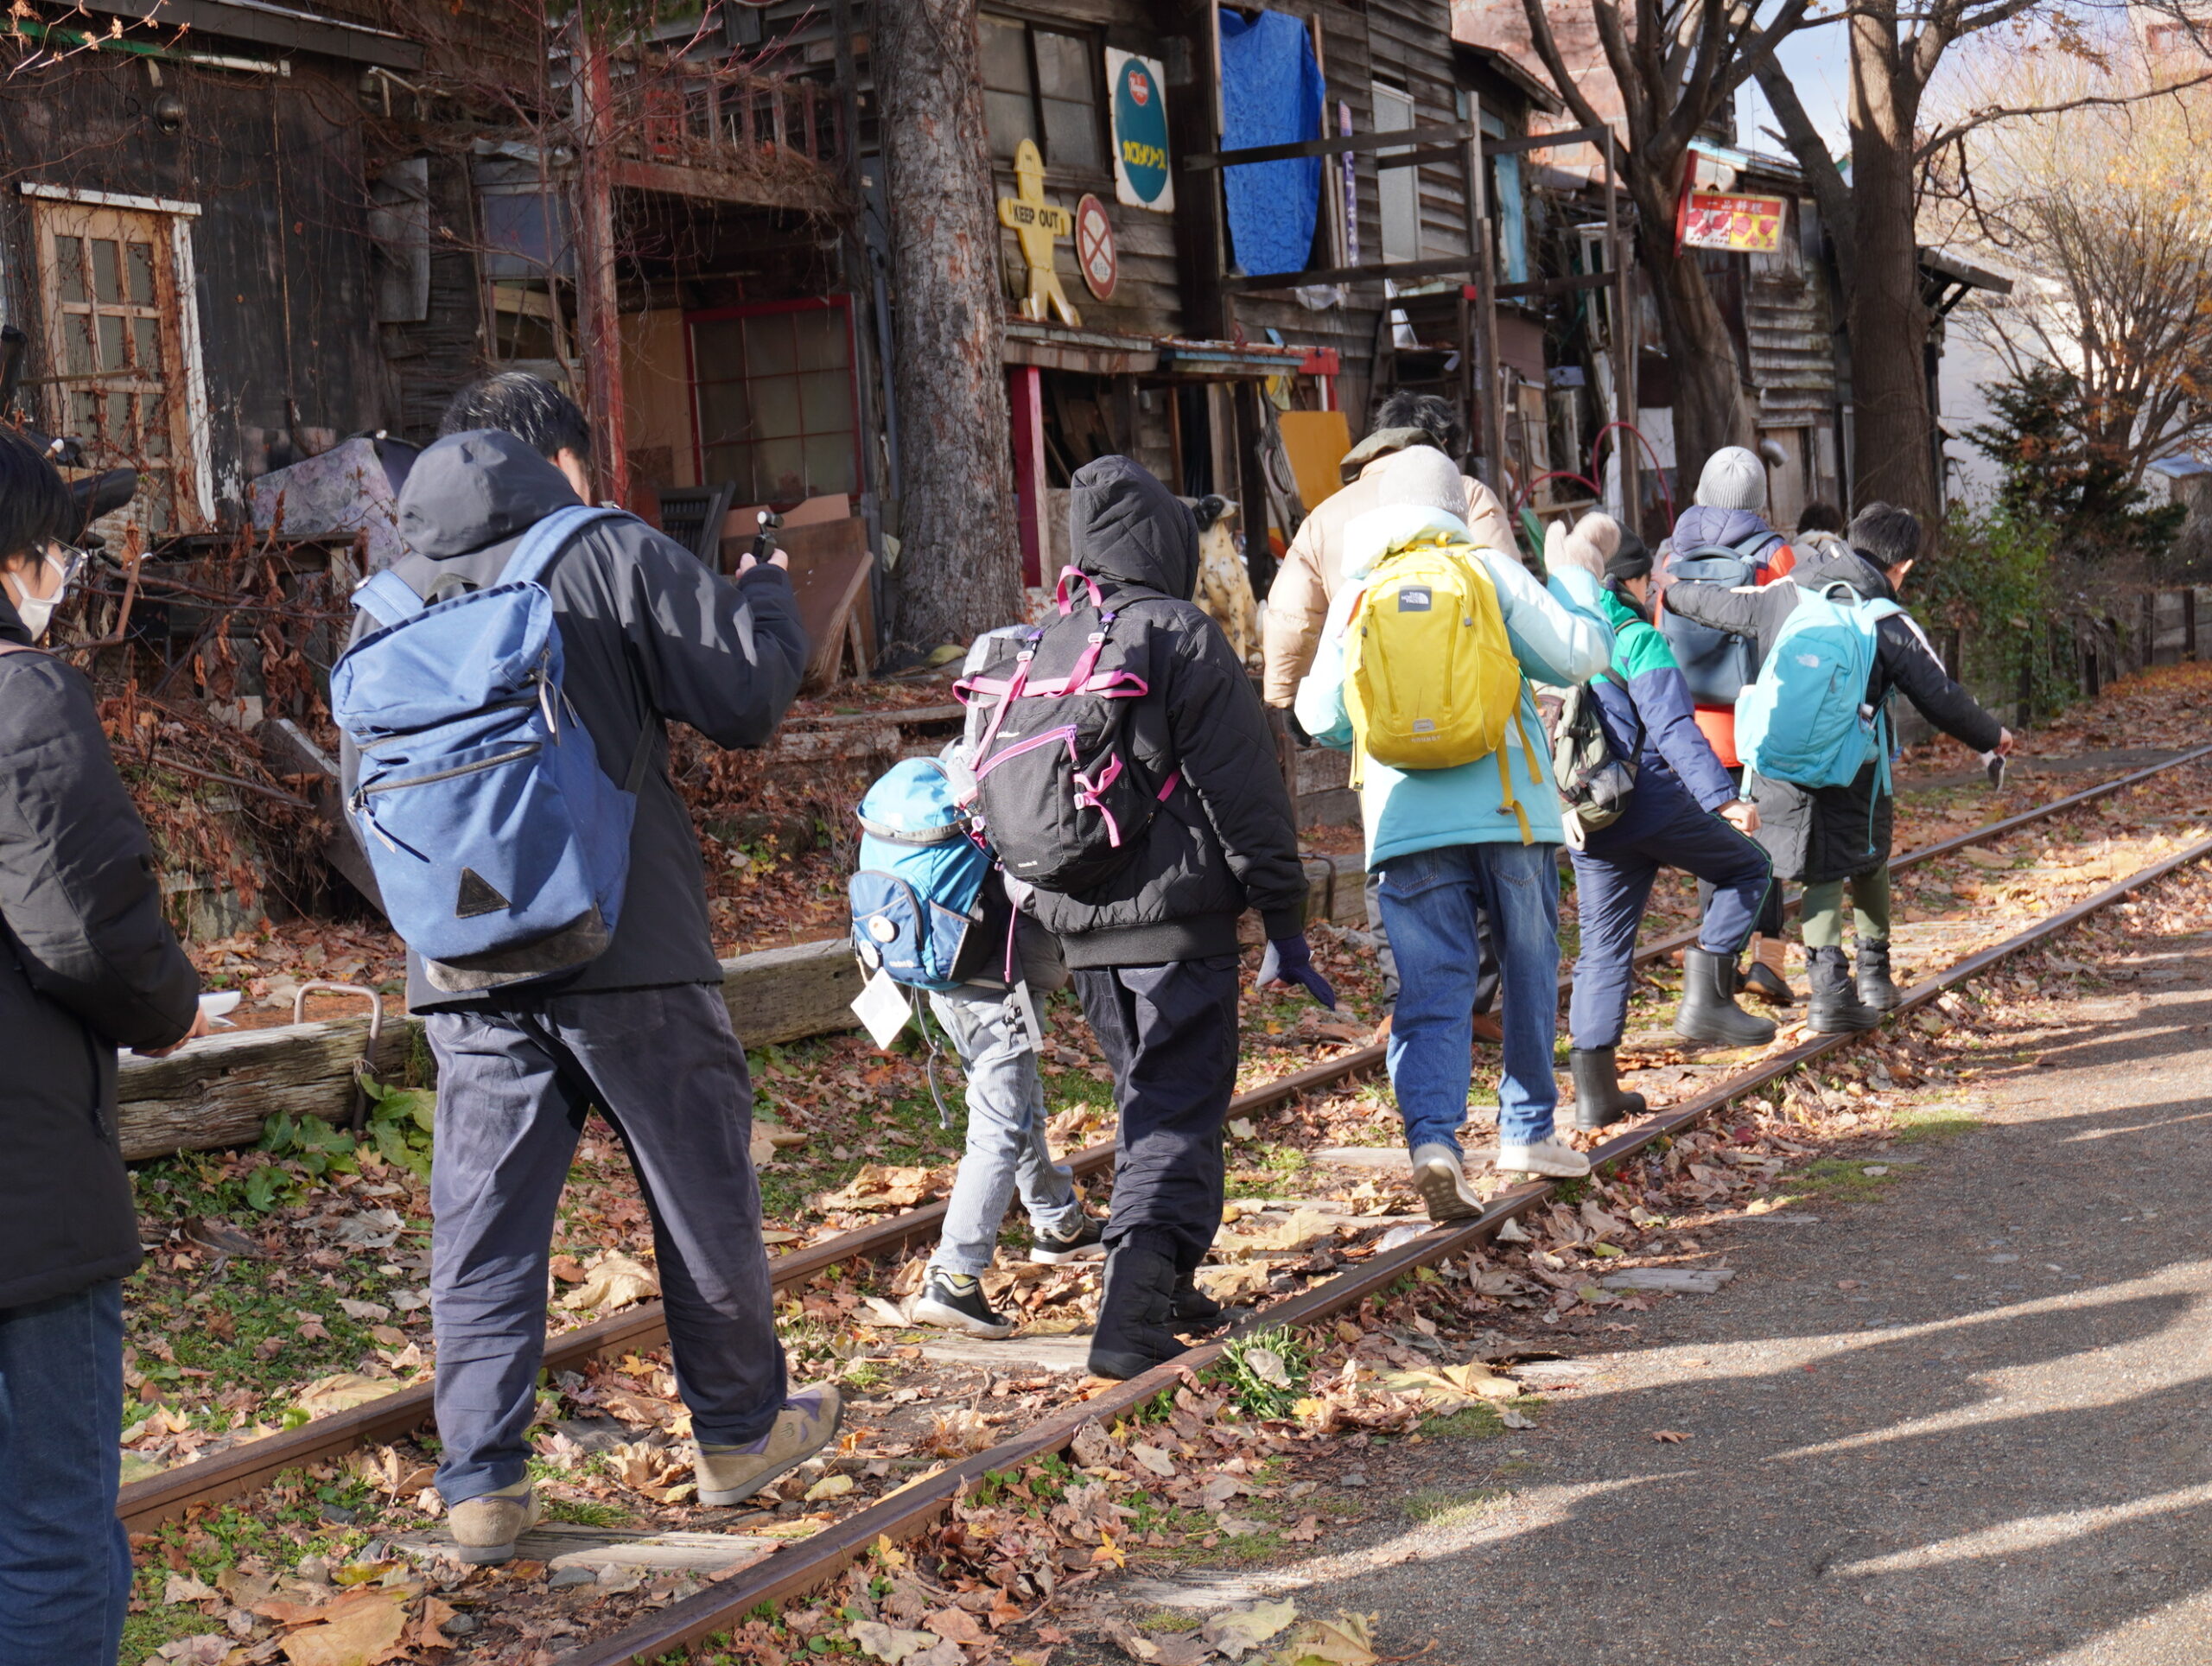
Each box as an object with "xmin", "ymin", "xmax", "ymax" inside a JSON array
[{"xmin": 355, "ymin": 742, "xmax": 543, "ymax": 798}]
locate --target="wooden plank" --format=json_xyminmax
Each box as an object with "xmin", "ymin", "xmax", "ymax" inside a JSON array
[
  {"xmin": 1223, "ymin": 253, "xmax": 1477, "ymax": 293},
  {"xmin": 761, "ymin": 518, "xmax": 873, "ymax": 694},
  {"xmin": 1183, "ymin": 122, "xmax": 1474, "ymax": 170}
]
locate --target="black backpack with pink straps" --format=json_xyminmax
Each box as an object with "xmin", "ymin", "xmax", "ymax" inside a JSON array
[{"xmin": 954, "ymin": 566, "xmax": 1179, "ymax": 894}]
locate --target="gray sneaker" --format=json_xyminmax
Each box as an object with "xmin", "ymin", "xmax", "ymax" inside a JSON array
[
  {"xmin": 446, "ymin": 1480, "xmax": 539, "ymax": 1565},
  {"xmin": 1410, "ymin": 1142, "xmax": 1484, "ymax": 1223},
  {"xmin": 695, "ymin": 1384, "xmax": 843, "ymax": 1507}
]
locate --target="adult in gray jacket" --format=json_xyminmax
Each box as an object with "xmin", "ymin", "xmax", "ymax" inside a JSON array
[
  {"xmin": 341, "ymin": 375, "xmax": 831, "ymax": 1563},
  {"xmin": 0, "ymin": 428, "xmax": 203, "ymax": 1663}
]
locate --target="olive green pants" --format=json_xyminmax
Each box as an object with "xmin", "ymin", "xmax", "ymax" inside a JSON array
[{"xmin": 1798, "ymin": 865, "xmax": 1891, "ymax": 951}]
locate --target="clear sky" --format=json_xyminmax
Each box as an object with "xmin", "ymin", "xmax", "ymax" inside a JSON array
[{"xmin": 1735, "ymin": 15, "xmax": 1852, "ymax": 157}]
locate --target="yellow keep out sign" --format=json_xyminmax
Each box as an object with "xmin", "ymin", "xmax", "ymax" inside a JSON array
[{"xmin": 997, "ymin": 138, "xmax": 1081, "ymax": 327}]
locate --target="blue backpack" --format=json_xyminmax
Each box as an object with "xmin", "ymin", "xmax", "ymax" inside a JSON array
[
  {"xmin": 1658, "ymin": 533, "xmax": 1773, "ymax": 704},
  {"xmin": 333, "ymin": 505, "xmax": 651, "ymax": 989},
  {"xmin": 849, "ymin": 758, "xmax": 1006, "ymax": 992},
  {"xmin": 1735, "ymin": 581, "xmax": 1904, "ymax": 792}
]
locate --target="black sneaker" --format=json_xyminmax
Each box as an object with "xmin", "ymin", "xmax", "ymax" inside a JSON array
[
  {"xmin": 1170, "ymin": 1275, "xmax": 1226, "ymax": 1330},
  {"xmin": 1027, "ymin": 1211, "xmax": 1107, "ymax": 1265},
  {"xmin": 911, "ymin": 1271, "xmax": 1014, "ymax": 1339}
]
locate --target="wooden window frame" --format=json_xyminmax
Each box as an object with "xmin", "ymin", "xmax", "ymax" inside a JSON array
[
  {"xmin": 22, "ymin": 183, "xmax": 211, "ymax": 533},
  {"xmin": 979, "ymin": 11, "xmax": 1110, "ymax": 182},
  {"xmin": 683, "ymin": 296, "xmax": 861, "ymax": 510}
]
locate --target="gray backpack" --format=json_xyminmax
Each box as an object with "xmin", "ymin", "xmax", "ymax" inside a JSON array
[{"xmin": 1535, "ymin": 682, "xmax": 1638, "ymax": 841}]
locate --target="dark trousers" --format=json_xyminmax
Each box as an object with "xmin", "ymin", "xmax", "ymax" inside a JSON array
[
  {"xmin": 1696, "ymin": 766, "xmax": 1784, "ymax": 940},
  {"xmin": 1365, "ymin": 866, "xmax": 1497, "ymax": 1014},
  {"xmin": 1073, "ymin": 955, "xmax": 1242, "ymax": 1275},
  {"xmin": 0, "ymin": 1281, "xmax": 129, "ymax": 1666},
  {"xmin": 1570, "ymin": 793, "xmax": 1774, "ymax": 1050},
  {"xmin": 423, "ymin": 982, "xmax": 785, "ymax": 1505}
]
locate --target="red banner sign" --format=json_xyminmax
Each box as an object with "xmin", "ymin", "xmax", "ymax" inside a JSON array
[{"xmin": 1679, "ymin": 192, "xmax": 1787, "ymax": 253}]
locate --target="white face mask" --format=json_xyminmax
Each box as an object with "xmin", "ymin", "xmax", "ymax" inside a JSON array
[{"xmin": 9, "ymin": 550, "xmax": 73, "ymax": 642}]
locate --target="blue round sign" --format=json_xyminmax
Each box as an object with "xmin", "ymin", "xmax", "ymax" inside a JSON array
[{"xmin": 1114, "ymin": 55, "xmax": 1171, "ymax": 207}]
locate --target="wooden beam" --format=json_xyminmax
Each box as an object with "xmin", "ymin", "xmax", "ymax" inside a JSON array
[
  {"xmin": 1496, "ymin": 270, "xmax": 1619, "ymax": 302},
  {"xmin": 1481, "ymin": 124, "xmax": 1611, "ymax": 159},
  {"xmin": 607, "ymin": 156, "xmax": 836, "ymax": 213},
  {"xmin": 1222, "ymin": 254, "xmax": 1476, "ymax": 294},
  {"xmin": 1185, "ymin": 123, "xmax": 1476, "ymax": 172}
]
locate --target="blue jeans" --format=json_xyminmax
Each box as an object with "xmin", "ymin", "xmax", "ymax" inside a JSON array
[
  {"xmin": 0, "ymin": 1281, "xmax": 130, "ymax": 1666},
  {"xmin": 1376, "ymin": 842, "xmax": 1562, "ymax": 1152},
  {"xmin": 925, "ymin": 984, "xmax": 1085, "ymax": 1278}
]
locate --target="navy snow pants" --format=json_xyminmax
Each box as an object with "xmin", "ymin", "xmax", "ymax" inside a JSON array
[
  {"xmin": 1570, "ymin": 792, "xmax": 1773, "ymax": 1050},
  {"xmin": 1072, "ymin": 955, "xmax": 1241, "ymax": 1275}
]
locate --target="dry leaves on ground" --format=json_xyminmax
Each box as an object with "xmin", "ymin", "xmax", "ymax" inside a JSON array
[
  {"xmin": 819, "ymin": 1164, "xmax": 942, "ymax": 1211},
  {"xmin": 559, "ymin": 1250, "xmax": 660, "ymax": 1313}
]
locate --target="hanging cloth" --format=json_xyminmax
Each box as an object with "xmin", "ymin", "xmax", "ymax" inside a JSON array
[{"xmin": 1217, "ymin": 9, "xmax": 1325, "ymax": 278}]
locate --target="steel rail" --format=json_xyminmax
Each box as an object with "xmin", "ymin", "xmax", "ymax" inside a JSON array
[
  {"xmin": 552, "ymin": 829, "xmax": 2212, "ymax": 1666},
  {"xmin": 120, "ymin": 746, "xmax": 2212, "ymax": 1532}
]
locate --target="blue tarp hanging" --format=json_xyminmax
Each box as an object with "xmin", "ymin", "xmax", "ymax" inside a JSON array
[{"xmin": 1218, "ymin": 9, "xmax": 1325, "ymax": 278}]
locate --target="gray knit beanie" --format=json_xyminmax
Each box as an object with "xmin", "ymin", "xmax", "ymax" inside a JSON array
[{"xmin": 1694, "ymin": 446, "xmax": 1768, "ymax": 513}]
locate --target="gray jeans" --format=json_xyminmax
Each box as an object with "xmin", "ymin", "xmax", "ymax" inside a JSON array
[
  {"xmin": 423, "ymin": 983, "xmax": 785, "ymax": 1505},
  {"xmin": 925, "ymin": 982, "xmax": 1084, "ymax": 1277}
]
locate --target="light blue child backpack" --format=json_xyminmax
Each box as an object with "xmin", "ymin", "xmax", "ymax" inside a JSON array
[
  {"xmin": 333, "ymin": 504, "xmax": 651, "ymax": 989},
  {"xmin": 849, "ymin": 758, "xmax": 1005, "ymax": 993},
  {"xmin": 1735, "ymin": 581, "xmax": 1904, "ymax": 792}
]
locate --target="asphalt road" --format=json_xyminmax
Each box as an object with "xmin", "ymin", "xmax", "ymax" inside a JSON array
[{"xmin": 1074, "ymin": 918, "xmax": 2212, "ymax": 1665}]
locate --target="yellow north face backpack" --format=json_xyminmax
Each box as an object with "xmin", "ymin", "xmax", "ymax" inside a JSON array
[{"xmin": 1342, "ymin": 538, "xmax": 1542, "ymax": 840}]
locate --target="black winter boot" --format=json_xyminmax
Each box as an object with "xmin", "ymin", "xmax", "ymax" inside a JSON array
[
  {"xmin": 1806, "ymin": 946, "xmax": 1882, "ymax": 1033},
  {"xmin": 1856, "ymin": 943, "xmax": 1902, "ymax": 1012},
  {"xmin": 1088, "ymin": 1239, "xmax": 1183, "ymax": 1380},
  {"xmin": 1674, "ymin": 948, "xmax": 1779, "ymax": 1048},
  {"xmin": 1170, "ymin": 1275, "xmax": 1226, "ymax": 1329},
  {"xmin": 1570, "ymin": 1046, "xmax": 1646, "ymax": 1131}
]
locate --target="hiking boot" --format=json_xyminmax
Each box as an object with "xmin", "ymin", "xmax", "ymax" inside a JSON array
[
  {"xmin": 1806, "ymin": 946, "xmax": 1882, "ymax": 1033},
  {"xmin": 1410, "ymin": 1141, "xmax": 1484, "ymax": 1222},
  {"xmin": 1170, "ymin": 1274, "xmax": 1226, "ymax": 1330},
  {"xmin": 1088, "ymin": 1239, "xmax": 1183, "ymax": 1380},
  {"xmin": 1856, "ymin": 942, "xmax": 1903, "ymax": 1012},
  {"xmin": 447, "ymin": 1481, "xmax": 539, "ymax": 1566},
  {"xmin": 1569, "ymin": 1046, "xmax": 1646, "ymax": 1131},
  {"xmin": 1741, "ymin": 961, "xmax": 1797, "ymax": 1003},
  {"xmin": 1371, "ymin": 1011, "xmax": 1394, "ymax": 1047},
  {"xmin": 912, "ymin": 1270, "xmax": 1014, "ymax": 1339},
  {"xmin": 1471, "ymin": 1012, "xmax": 1504, "ymax": 1045},
  {"xmin": 1674, "ymin": 948, "xmax": 1778, "ymax": 1048},
  {"xmin": 695, "ymin": 1384, "xmax": 843, "ymax": 1506},
  {"xmin": 1495, "ymin": 1138, "xmax": 1592, "ymax": 1180},
  {"xmin": 1027, "ymin": 1211, "xmax": 1108, "ymax": 1264}
]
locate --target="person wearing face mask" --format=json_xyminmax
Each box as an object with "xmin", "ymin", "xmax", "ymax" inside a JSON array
[{"xmin": 0, "ymin": 425, "xmax": 206, "ymax": 1663}]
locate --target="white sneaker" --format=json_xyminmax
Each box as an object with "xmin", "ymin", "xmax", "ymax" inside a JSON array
[
  {"xmin": 1408, "ymin": 1141, "xmax": 1484, "ymax": 1222},
  {"xmin": 1495, "ymin": 1139, "xmax": 1592, "ymax": 1179}
]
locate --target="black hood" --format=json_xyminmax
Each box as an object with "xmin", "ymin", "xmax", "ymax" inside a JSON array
[
  {"xmin": 1795, "ymin": 540, "xmax": 1896, "ymax": 602},
  {"xmin": 1069, "ymin": 455, "xmax": 1198, "ymax": 601},
  {"xmin": 395, "ymin": 428, "xmax": 582, "ymax": 559}
]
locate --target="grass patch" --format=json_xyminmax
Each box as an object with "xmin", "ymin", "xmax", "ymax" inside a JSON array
[
  {"xmin": 1893, "ymin": 1103, "xmax": 1984, "ymax": 1142},
  {"xmin": 1402, "ymin": 1485, "xmax": 1510, "ymax": 1529},
  {"xmin": 542, "ymin": 1496, "xmax": 634, "ymax": 1528},
  {"xmin": 1788, "ymin": 1157, "xmax": 1904, "ymax": 1202},
  {"xmin": 1421, "ymin": 1394, "xmax": 1543, "ymax": 1440}
]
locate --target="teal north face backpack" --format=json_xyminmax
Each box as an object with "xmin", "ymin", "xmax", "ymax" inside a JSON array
[{"xmin": 1735, "ymin": 582, "xmax": 1903, "ymax": 792}]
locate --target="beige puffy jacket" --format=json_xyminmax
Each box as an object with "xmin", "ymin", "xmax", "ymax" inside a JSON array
[{"xmin": 1260, "ymin": 428, "xmax": 1516, "ymax": 707}]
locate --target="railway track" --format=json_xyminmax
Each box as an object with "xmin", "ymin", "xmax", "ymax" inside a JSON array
[
  {"xmin": 118, "ymin": 743, "xmax": 2212, "ymax": 1562},
  {"xmin": 552, "ymin": 823, "xmax": 2212, "ymax": 1665}
]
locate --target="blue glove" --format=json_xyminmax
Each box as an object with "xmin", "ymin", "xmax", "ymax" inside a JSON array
[{"xmin": 1256, "ymin": 933, "xmax": 1336, "ymax": 1009}]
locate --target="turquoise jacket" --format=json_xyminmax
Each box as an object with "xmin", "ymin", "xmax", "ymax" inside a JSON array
[{"xmin": 1294, "ymin": 505, "xmax": 1615, "ymax": 866}]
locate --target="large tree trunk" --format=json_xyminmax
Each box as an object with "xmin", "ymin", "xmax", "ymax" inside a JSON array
[
  {"xmin": 875, "ymin": 0, "xmax": 1022, "ymax": 648},
  {"xmin": 1845, "ymin": 5, "xmax": 1940, "ymax": 530},
  {"xmin": 1630, "ymin": 162, "xmax": 1757, "ymax": 514}
]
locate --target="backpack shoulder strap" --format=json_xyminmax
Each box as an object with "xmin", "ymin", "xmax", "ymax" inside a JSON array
[
  {"xmin": 0, "ymin": 639, "xmax": 53, "ymax": 661},
  {"xmin": 503, "ymin": 503, "xmax": 630, "ymax": 589},
  {"xmin": 353, "ymin": 569, "xmax": 427, "ymax": 630}
]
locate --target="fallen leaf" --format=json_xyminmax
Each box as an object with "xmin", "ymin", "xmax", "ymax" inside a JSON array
[
  {"xmin": 1499, "ymin": 1408, "xmax": 1536, "ymax": 1429},
  {"xmin": 1651, "ymin": 1429, "xmax": 1693, "ymax": 1444},
  {"xmin": 1242, "ymin": 1345, "xmax": 1293, "ymax": 1389},
  {"xmin": 924, "ymin": 1607, "xmax": 988, "ymax": 1644},
  {"xmin": 1128, "ymin": 1441, "xmax": 1178, "ymax": 1477},
  {"xmin": 1227, "ymin": 1117, "xmax": 1257, "ymax": 1140},
  {"xmin": 1196, "ymin": 1262, "xmax": 1272, "ymax": 1305},
  {"xmin": 279, "ymin": 1593, "xmax": 407, "ymax": 1666},
  {"xmin": 162, "ymin": 1571, "xmax": 219, "ymax": 1605},
  {"xmin": 819, "ymin": 1165, "xmax": 940, "ymax": 1211},
  {"xmin": 1205, "ymin": 1599, "xmax": 1299, "ymax": 1658},
  {"xmin": 290, "ymin": 1374, "xmax": 401, "ymax": 1419},
  {"xmin": 1270, "ymin": 1610, "xmax": 1377, "ymax": 1666},
  {"xmin": 805, "ymin": 1472, "xmax": 856, "ymax": 1502},
  {"xmin": 850, "ymin": 1620, "xmax": 938, "ymax": 1663},
  {"xmin": 560, "ymin": 1251, "xmax": 660, "ymax": 1312},
  {"xmin": 336, "ymin": 1298, "xmax": 391, "ymax": 1323},
  {"xmin": 155, "ymin": 1637, "xmax": 230, "ymax": 1664},
  {"xmin": 548, "ymin": 1255, "xmax": 588, "ymax": 1282},
  {"xmin": 1219, "ymin": 1208, "xmax": 1337, "ymax": 1259}
]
